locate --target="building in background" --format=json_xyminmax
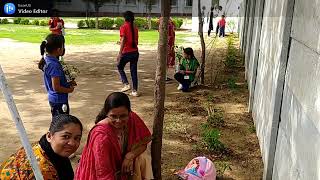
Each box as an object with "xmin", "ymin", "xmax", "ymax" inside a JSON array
[
  {"xmin": 191, "ymin": 0, "xmax": 242, "ymax": 33},
  {"xmin": 54, "ymin": 0, "xmax": 193, "ymax": 16}
]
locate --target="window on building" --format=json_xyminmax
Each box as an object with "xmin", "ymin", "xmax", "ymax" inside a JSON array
[
  {"xmin": 126, "ymin": 0, "xmax": 137, "ymax": 5},
  {"xmin": 171, "ymin": 0, "xmax": 178, "ymax": 6},
  {"xmin": 55, "ymin": 0, "xmax": 71, "ymax": 2},
  {"xmin": 185, "ymin": 0, "xmax": 192, "ymax": 6},
  {"xmin": 151, "ymin": 0, "xmax": 158, "ymax": 5},
  {"xmin": 145, "ymin": 0, "xmax": 158, "ymax": 6},
  {"xmin": 101, "ymin": 0, "xmax": 116, "ymax": 4}
]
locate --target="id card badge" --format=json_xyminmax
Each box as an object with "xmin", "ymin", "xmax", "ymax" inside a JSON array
[{"xmin": 184, "ymin": 75, "xmax": 190, "ymax": 80}]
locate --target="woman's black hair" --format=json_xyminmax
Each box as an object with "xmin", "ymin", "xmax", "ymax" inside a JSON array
[
  {"xmin": 49, "ymin": 114, "xmax": 83, "ymax": 134},
  {"xmin": 123, "ymin": 11, "xmax": 137, "ymax": 49},
  {"xmin": 95, "ymin": 92, "xmax": 131, "ymax": 124},
  {"xmin": 183, "ymin": 47, "xmax": 196, "ymax": 59},
  {"xmin": 38, "ymin": 34, "xmax": 65, "ymax": 71}
]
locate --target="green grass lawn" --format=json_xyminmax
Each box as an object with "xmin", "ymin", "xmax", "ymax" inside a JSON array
[{"xmin": 0, "ymin": 24, "xmax": 193, "ymax": 45}]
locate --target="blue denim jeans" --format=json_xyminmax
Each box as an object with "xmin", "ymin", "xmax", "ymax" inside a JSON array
[
  {"xmin": 219, "ymin": 26, "xmax": 225, "ymax": 37},
  {"xmin": 117, "ymin": 51, "xmax": 139, "ymax": 91},
  {"xmin": 174, "ymin": 72, "xmax": 191, "ymax": 92}
]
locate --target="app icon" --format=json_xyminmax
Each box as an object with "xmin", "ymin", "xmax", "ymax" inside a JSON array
[{"xmin": 4, "ymin": 3, "xmax": 16, "ymax": 15}]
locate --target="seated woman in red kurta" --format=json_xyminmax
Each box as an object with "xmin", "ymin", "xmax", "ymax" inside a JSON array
[{"xmin": 75, "ymin": 92, "xmax": 153, "ymax": 180}]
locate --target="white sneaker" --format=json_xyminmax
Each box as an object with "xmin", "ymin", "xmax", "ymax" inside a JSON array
[
  {"xmin": 130, "ymin": 91, "xmax": 139, "ymax": 97},
  {"xmin": 121, "ymin": 84, "xmax": 131, "ymax": 92},
  {"xmin": 177, "ymin": 84, "xmax": 183, "ymax": 90}
]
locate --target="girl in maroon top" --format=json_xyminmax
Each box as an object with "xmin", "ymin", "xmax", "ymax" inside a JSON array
[{"xmin": 117, "ymin": 11, "xmax": 140, "ymax": 97}]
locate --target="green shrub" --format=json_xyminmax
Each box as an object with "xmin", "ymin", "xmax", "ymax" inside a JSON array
[
  {"xmin": 39, "ymin": 20, "xmax": 47, "ymax": 26},
  {"xmin": 99, "ymin": 18, "xmax": 113, "ymax": 29},
  {"xmin": 226, "ymin": 19, "xmax": 236, "ymax": 33},
  {"xmin": 201, "ymin": 124, "xmax": 225, "ymax": 152},
  {"xmin": 224, "ymin": 36, "xmax": 238, "ymax": 68},
  {"xmin": 32, "ymin": 20, "xmax": 40, "ymax": 26},
  {"xmin": 227, "ymin": 77, "xmax": 238, "ymax": 89},
  {"xmin": 172, "ymin": 18, "xmax": 183, "ymax": 29},
  {"xmin": 151, "ymin": 19, "xmax": 159, "ymax": 30},
  {"xmin": 20, "ymin": 18, "xmax": 30, "ymax": 25},
  {"xmin": 85, "ymin": 19, "xmax": 96, "ymax": 28},
  {"xmin": 13, "ymin": 18, "xmax": 21, "ymax": 24},
  {"xmin": 134, "ymin": 17, "xmax": 148, "ymax": 29},
  {"xmin": 114, "ymin": 17, "xmax": 124, "ymax": 29},
  {"xmin": 77, "ymin": 20, "xmax": 86, "ymax": 28},
  {"xmin": 1, "ymin": 18, "xmax": 9, "ymax": 24}
]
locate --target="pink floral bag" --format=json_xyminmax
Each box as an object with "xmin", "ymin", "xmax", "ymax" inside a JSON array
[{"xmin": 175, "ymin": 157, "xmax": 216, "ymax": 180}]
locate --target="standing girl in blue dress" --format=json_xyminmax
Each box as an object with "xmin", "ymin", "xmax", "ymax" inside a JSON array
[{"xmin": 38, "ymin": 34, "xmax": 76, "ymax": 117}]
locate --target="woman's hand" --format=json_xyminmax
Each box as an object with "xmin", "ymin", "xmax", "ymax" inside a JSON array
[
  {"xmin": 121, "ymin": 153, "xmax": 134, "ymax": 175},
  {"xmin": 70, "ymin": 80, "xmax": 77, "ymax": 87}
]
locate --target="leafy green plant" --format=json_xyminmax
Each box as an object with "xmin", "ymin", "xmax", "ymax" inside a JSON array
[
  {"xmin": 99, "ymin": 18, "xmax": 113, "ymax": 29},
  {"xmin": 226, "ymin": 19, "xmax": 236, "ymax": 34},
  {"xmin": 227, "ymin": 77, "xmax": 238, "ymax": 89},
  {"xmin": 135, "ymin": 17, "xmax": 148, "ymax": 29},
  {"xmin": 39, "ymin": 20, "xmax": 47, "ymax": 26},
  {"xmin": 13, "ymin": 18, "xmax": 21, "ymax": 24},
  {"xmin": 150, "ymin": 19, "xmax": 158, "ymax": 30},
  {"xmin": 207, "ymin": 94, "xmax": 214, "ymax": 102},
  {"xmin": 32, "ymin": 20, "xmax": 40, "ymax": 26},
  {"xmin": 172, "ymin": 18, "xmax": 183, "ymax": 29},
  {"xmin": 114, "ymin": 17, "xmax": 124, "ymax": 29},
  {"xmin": 1, "ymin": 18, "xmax": 9, "ymax": 24},
  {"xmin": 216, "ymin": 161, "xmax": 232, "ymax": 177},
  {"xmin": 77, "ymin": 20, "xmax": 86, "ymax": 28},
  {"xmin": 201, "ymin": 124, "xmax": 225, "ymax": 152},
  {"xmin": 85, "ymin": 19, "xmax": 96, "ymax": 28},
  {"xmin": 224, "ymin": 36, "xmax": 238, "ymax": 68},
  {"xmin": 248, "ymin": 124, "xmax": 256, "ymax": 133},
  {"xmin": 175, "ymin": 46, "xmax": 184, "ymax": 64},
  {"xmin": 20, "ymin": 18, "xmax": 30, "ymax": 25}
]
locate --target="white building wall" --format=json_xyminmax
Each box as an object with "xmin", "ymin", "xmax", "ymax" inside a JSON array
[
  {"xmin": 240, "ymin": 0, "xmax": 320, "ymax": 178},
  {"xmin": 272, "ymin": 0, "xmax": 320, "ymax": 179}
]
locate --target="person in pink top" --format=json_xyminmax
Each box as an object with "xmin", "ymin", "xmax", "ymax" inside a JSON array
[{"xmin": 218, "ymin": 15, "xmax": 226, "ymax": 37}]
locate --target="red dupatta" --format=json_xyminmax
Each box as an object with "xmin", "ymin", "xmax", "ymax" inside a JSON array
[{"xmin": 127, "ymin": 111, "xmax": 152, "ymax": 152}]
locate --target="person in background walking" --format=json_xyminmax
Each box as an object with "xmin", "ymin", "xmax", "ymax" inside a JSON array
[
  {"xmin": 218, "ymin": 15, "xmax": 226, "ymax": 37},
  {"xmin": 117, "ymin": 11, "xmax": 140, "ymax": 97}
]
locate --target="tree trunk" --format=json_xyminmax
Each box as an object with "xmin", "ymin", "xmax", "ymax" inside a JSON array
[
  {"xmin": 147, "ymin": 1, "xmax": 152, "ymax": 30},
  {"xmin": 151, "ymin": 0, "xmax": 171, "ymax": 179},
  {"xmin": 198, "ymin": 0, "xmax": 206, "ymax": 84},
  {"xmin": 95, "ymin": 16, "xmax": 99, "ymax": 29},
  {"xmin": 148, "ymin": 13, "xmax": 152, "ymax": 30},
  {"xmin": 95, "ymin": 6, "xmax": 99, "ymax": 29}
]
